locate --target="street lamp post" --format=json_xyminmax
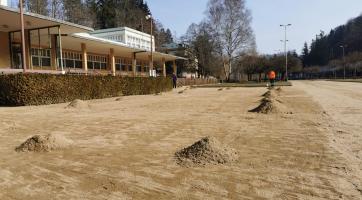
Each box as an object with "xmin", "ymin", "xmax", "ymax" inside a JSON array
[
  {"xmin": 340, "ymin": 45, "xmax": 346, "ymax": 79},
  {"xmin": 146, "ymin": 15, "xmax": 154, "ymax": 77},
  {"xmin": 280, "ymin": 24, "xmax": 291, "ymax": 81}
]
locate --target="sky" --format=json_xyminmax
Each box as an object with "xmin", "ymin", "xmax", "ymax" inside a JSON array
[{"xmin": 148, "ymin": 0, "xmax": 362, "ymax": 55}]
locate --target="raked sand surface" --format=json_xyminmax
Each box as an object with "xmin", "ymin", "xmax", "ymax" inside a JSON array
[{"xmin": 0, "ymin": 80, "xmax": 361, "ymax": 199}]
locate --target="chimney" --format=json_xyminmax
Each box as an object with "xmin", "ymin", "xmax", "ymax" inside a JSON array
[{"xmin": 0, "ymin": 0, "xmax": 8, "ymax": 7}]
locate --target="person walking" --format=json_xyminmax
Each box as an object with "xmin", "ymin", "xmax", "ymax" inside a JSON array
[
  {"xmin": 268, "ymin": 70, "xmax": 276, "ymax": 87},
  {"xmin": 172, "ymin": 73, "xmax": 177, "ymax": 88}
]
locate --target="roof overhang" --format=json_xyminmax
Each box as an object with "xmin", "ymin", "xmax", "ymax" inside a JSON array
[
  {"xmin": 64, "ymin": 33, "xmax": 186, "ymax": 62},
  {"xmin": 0, "ymin": 5, "xmax": 93, "ymax": 34}
]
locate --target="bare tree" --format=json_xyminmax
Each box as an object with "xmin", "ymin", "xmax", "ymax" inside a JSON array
[
  {"xmin": 207, "ymin": 0, "xmax": 255, "ymax": 81},
  {"xmin": 50, "ymin": 0, "xmax": 64, "ymax": 19}
]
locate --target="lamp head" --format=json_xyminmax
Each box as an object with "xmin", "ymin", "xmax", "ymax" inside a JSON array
[{"xmin": 146, "ymin": 15, "xmax": 152, "ymax": 20}]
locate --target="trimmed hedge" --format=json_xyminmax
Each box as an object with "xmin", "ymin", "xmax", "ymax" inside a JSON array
[{"xmin": 0, "ymin": 74, "xmax": 172, "ymax": 106}]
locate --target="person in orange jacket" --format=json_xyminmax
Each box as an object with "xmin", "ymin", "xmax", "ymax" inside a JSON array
[{"xmin": 268, "ymin": 70, "xmax": 276, "ymax": 87}]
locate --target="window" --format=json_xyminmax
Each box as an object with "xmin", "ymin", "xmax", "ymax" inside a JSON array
[
  {"xmin": 87, "ymin": 54, "xmax": 108, "ymax": 70},
  {"xmin": 61, "ymin": 51, "xmax": 82, "ymax": 69},
  {"xmin": 136, "ymin": 65, "xmax": 142, "ymax": 72},
  {"xmin": 31, "ymin": 48, "xmax": 51, "ymax": 68},
  {"xmin": 115, "ymin": 58, "xmax": 132, "ymax": 72},
  {"xmin": 115, "ymin": 58, "xmax": 122, "ymax": 71}
]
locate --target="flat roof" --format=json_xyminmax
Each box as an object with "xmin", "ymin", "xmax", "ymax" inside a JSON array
[{"xmin": 0, "ymin": 5, "xmax": 94, "ymax": 33}]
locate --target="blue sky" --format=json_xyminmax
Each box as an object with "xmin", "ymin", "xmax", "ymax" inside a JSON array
[{"xmin": 148, "ymin": 0, "xmax": 362, "ymax": 55}]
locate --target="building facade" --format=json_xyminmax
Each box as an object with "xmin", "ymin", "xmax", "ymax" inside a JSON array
[
  {"xmin": 0, "ymin": 5, "xmax": 183, "ymax": 77},
  {"xmin": 90, "ymin": 27, "xmax": 155, "ymax": 52}
]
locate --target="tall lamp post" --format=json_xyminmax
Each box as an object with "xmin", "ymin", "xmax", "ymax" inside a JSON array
[
  {"xmin": 146, "ymin": 15, "xmax": 153, "ymax": 77},
  {"xmin": 340, "ymin": 45, "xmax": 346, "ymax": 79},
  {"xmin": 19, "ymin": 0, "xmax": 27, "ymax": 72},
  {"xmin": 280, "ymin": 24, "xmax": 291, "ymax": 81}
]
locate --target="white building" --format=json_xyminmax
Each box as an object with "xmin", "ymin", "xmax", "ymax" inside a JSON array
[
  {"xmin": 90, "ymin": 27, "xmax": 155, "ymax": 52},
  {"xmin": 0, "ymin": 0, "xmax": 7, "ymax": 7}
]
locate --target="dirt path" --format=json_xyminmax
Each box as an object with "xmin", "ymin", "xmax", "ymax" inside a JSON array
[
  {"xmin": 0, "ymin": 82, "xmax": 361, "ymax": 199},
  {"xmin": 293, "ymin": 81, "xmax": 362, "ymax": 197}
]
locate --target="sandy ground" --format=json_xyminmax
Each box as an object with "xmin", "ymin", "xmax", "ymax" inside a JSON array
[{"xmin": 0, "ymin": 81, "xmax": 361, "ymax": 199}]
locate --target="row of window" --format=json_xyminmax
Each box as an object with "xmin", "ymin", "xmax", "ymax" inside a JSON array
[
  {"xmin": 104, "ymin": 34, "xmax": 124, "ymax": 42},
  {"xmin": 30, "ymin": 48, "xmax": 150, "ymax": 72},
  {"xmin": 61, "ymin": 51, "xmax": 82, "ymax": 69},
  {"xmin": 31, "ymin": 48, "xmax": 51, "ymax": 68},
  {"xmin": 127, "ymin": 35, "xmax": 151, "ymax": 50},
  {"xmin": 87, "ymin": 55, "xmax": 108, "ymax": 70}
]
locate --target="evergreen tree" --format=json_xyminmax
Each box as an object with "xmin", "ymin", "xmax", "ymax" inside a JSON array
[{"xmin": 301, "ymin": 42, "xmax": 309, "ymax": 67}]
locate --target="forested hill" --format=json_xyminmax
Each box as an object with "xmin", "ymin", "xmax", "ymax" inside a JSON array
[
  {"xmin": 302, "ymin": 14, "xmax": 362, "ymax": 67},
  {"xmin": 15, "ymin": 0, "xmax": 173, "ymax": 48}
]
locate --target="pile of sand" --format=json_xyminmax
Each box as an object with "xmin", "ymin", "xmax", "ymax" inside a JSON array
[
  {"xmin": 250, "ymin": 98, "xmax": 278, "ymax": 114},
  {"xmin": 262, "ymin": 91, "xmax": 274, "ymax": 98},
  {"xmin": 275, "ymin": 87, "xmax": 283, "ymax": 92},
  {"xmin": 251, "ymin": 88, "xmax": 289, "ymax": 114},
  {"xmin": 15, "ymin": 134, "xmax": 73, "ymax": 152},
  {"xmin": 66, "ymin": 99, "xmax": 89, "ymax": 109},
  {"xmin": 175, "ymin": 137, "xmax": 238, "ymax": 167},
  {"xmin": 218, "ymin": 88, "xmax": 224, "ymax": 91}
]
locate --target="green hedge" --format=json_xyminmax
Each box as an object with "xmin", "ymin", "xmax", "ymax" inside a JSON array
[{"xmin": 0, "ymin": 74, "xmax": 172, "ymax": 106}]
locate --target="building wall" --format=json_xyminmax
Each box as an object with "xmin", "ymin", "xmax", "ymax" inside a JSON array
[
  {"xmin": 0, "ymin": 31, "xmax": 10, "ymax": 68},
  {"xmin": 0, "ymin": 0, "xmax": 8, "ymax": 7},
  {"xmin": 123, "ymin": 29, "xmax": 154, "ymax": 51},
  {"xmin": 91, "ymin": 27, "xmax": 155, "ymax": 52}
]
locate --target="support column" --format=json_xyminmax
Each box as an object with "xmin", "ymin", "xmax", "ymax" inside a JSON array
[
  {"xmin": 148, "ymin": 55, "xmax": 153, "ymax": 77},
  {"xmin": 81, "ymin": 43, "xmax": 88, "ymax": 73},
  {"xmin": 24, "ymin": 30, "xmax": 31, "ymax": 70},
  {"xmin": 58, "ymin": 26, "xmax": 64, "ymax": 73},
  {"xmin": 172, "ymin": 60, "xmax": 177, "ymax": 75},
  {"xmin": 132, "ymin": 53, "xmax": 137, "ymax": 76},
  {"xmin": 51, "ymin": 35, "xmax": 57, "ymax": 70},
  {"xmin": 162, "ymin": 57, "xmax": 166, "ymax": 77},
  {"xmin": 110, "ymin": 48, "xmax": 115, "ymax": 76}
]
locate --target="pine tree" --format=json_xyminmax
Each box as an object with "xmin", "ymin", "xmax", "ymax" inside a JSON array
[{"xmin": 301, "ymin": 42, "xmax": 309, "ymax": 67}]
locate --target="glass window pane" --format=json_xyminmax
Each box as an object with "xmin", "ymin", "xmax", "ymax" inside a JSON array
[
  {"xmin": 42, "ymin": 58, "xmax": 51, "ymax": 67},
  {"xmin": 87, "ymin": 61, "xmax": 93, "ymax": 69},
  {"xmin": 94, "ymin": 62, "xmax": 100, "ymax": 69},
  {"xmin": 75, "ymin": 60, "xmax": 82, "ymax": 68},
  {"xmin": 65, "ymin": 59, "xmax": 74, "ymax": 68},
  {"xmin": 32, "ymin": 57, "xmax": 39, "ymax": 66}
]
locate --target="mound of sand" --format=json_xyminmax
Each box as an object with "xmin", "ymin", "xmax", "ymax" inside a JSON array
[
  {"xmin": 262, "ymin": 90, "xmax": 278, "ymax": 99},
  {"xmin": 15, "ymin": 134, "xmax": 73, "ymax": 152},
  {"xmin": 175, "ymin": 137, "xmax": 238, "ymax": 167},
  {"xmin": 178, "ymin": 90, "xmax": 184, "ymax": 94},
  {"xmin": 218, "ymin": 88, "xmax": 224, "ymax": 91},
  {"xmin": 249, "ymin": 97, "xmax": 288, "ymax": 114},
  {"xmin": 115, "ymin": 97, "xmax": 123, "ymax": 101},
  {"xmin": 66, "ymin": 99, "xmax": 89, "ymax": 109}
]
